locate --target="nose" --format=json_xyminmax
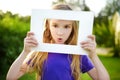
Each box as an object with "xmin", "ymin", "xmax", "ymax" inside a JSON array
[{"xmin": 57, "ymin": 28, "xmax": 64, "ymax": 36}]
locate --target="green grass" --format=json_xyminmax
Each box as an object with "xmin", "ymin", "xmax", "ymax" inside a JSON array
[
  {"xmin": 19, "ymin": 72, "xmax": 36, "ymax": 80},
  {"xmin": 8, "ymin": 55, "xmax": 120, "ymax": 80},
  {"xmin": 81, "ymin": 55, "xmax": 120, "ymax": 80},
  {"xmin": 101, "ymin": 56, "xmax": 120, "ymax": 80}
]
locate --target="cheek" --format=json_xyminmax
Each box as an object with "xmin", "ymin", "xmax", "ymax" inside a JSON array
[
  {"xmin": 67, "ymin": 29, "xmax": 72, "ymax": 35},
  {"xmin": 49, "ymin": 27, "xmax": 56, "ymax": 36},
  {"xmin": 65, "ymin": 29, "xmax": 72, "ymax": 38}
]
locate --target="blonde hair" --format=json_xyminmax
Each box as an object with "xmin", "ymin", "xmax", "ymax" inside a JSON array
[{"xmin": 28, "ymin": 3, "xmax": 81, "ymax": 80}]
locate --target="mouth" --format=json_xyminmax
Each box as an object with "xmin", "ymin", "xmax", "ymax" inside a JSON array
[{"xmin": 57, "ymin": 38, "xmax": 63, "ymax": 42}]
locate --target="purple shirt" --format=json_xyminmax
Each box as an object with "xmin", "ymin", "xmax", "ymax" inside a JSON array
[{"xmin": 41, "ymin": 52, "xmax": 94, "ymax": 80}]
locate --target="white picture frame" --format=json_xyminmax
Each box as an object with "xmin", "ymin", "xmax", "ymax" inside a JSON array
[{"xmin": 30, "ymin": 9, "xmax": 94, "ymax": 55}]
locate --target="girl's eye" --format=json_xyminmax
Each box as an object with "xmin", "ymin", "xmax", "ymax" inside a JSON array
[
  {"xmin": 52, "ymin": 24, "xmax": 58, "ymax": 28},
  {"xmin": 64, "ymin": 25, "xmax": 71, "ymax": 29}
]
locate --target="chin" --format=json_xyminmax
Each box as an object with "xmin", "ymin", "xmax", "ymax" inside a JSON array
[{"xmin": 56, "ymin": 42, "xmax": 64, "ymax": 44}]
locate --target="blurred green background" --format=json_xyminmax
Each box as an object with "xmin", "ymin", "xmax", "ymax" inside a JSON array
[{"xmin": 0, "ymin": 0, "xmax": 120, "ymax": 80}]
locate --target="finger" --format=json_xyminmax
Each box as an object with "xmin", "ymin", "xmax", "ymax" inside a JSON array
[
  {"xmin": 26, "ymin": 36, "xmax": 38, "ymax": 42},
  {"xmin": 81, "ymin": 41, "xmax": 96, "ymax": 49},
  {"xmin": 80, "ymin": 40, "xmax": 92, "ymax": 45},
  {"xmin": 26, "ymin": 36, "xmax": 36, "ymax": 40},
  {"xmin": 80, "ymin": 41, "xmax": 88, "ymax": 45},
  {"xmin": 88, "ymin": 35, "xmax": 96, "ymax": 41},
  {"xmin": 26, "ymin": 43, "xmax": 38, "ymax": 47},
  {"xmin": 27, "ymin": 32, "xmax": 34, "ymax": 37},
  {"xmin": 81, "ymin": 45, "xmax": 95, "ymax": 52},
  {"xmin": 24, "ymin": 38, "xmax": 38, "ymax": 46},
  {"xmin": 25, "ymin": 39, "xmax": 38, "ymax": 44},
  {"xmin": 81, "ymin": 43, "xmax": 95, "ymax": 48}
]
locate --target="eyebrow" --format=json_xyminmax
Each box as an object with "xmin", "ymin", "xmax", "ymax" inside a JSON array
[{"xmin": 65, "ymin": 24, "xmax": 72, "ymax": 26}]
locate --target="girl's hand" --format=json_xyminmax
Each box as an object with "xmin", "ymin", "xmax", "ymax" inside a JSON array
[
  {"xmin": 23, "ymin": 32, "xmax": 38, "ymax": 53},
  {"xmin": 80, "ymin": 35, "xmax": 97, "ymax": 58}
]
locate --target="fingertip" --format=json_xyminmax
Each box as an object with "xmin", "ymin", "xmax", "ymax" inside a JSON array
[
  {"xmin": 87, "ymin": 35, "xmax": 96, "ymax": 40},
  {"xmin": 31, "ymin": 32, "xmax": 34, "ymax": 34},
  {"xmin": 29, "ymin": 31, "xmax": 34, "ymax": 34},
  {"xmin": 80, "ymin": 41, "xmax": 86, "ymax": 44},
  {"xmin": 27, "ymin": 31, "xmax": 35, "ymax": 36},
  {"xmin": 87, "ymin": 35, "xmax": 92, "ymax": 38}
]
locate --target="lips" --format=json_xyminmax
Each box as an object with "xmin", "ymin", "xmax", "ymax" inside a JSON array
[{"xmin": 57, "ymin": 38, "xmax": 63, "ymax": 42}]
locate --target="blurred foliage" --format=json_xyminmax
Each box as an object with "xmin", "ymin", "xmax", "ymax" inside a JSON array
[
  {"xmin": 93, "ymin": 16, "xmax": 114, "ymax": 47},
  {"xmin": 0, "ymin": 11, "xmax": 30, "ymax": 78},
  {"xmin": 99, "ymin": 0, "xmax": 120, "ymax": 17},
  {"xmin": 97, "ymin": 0, "xmax": 120, "ymax": 57}
]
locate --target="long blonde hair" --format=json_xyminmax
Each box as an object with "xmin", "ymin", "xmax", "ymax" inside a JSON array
[{"xmin": 28, "ymin": 3, "xmax": 81, "ymax": 80}]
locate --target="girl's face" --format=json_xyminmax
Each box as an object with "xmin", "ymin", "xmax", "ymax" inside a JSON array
[{"xmin": 49, "ymin": 19, "xmax": 73, "ymax": 44}]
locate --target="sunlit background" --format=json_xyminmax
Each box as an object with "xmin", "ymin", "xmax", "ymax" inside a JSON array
[
  {"xmin": 0, "ymin": 0, "xmax": 120, "ymax": 80},
  {"xmin": 0, "ymin": 0, "xmax": 106, "ymax": 16}
]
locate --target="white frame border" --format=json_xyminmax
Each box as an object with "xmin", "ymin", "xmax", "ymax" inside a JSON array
[{"xmin": 31, "ymin": 9, "xmax": 94, "ymax": 55}]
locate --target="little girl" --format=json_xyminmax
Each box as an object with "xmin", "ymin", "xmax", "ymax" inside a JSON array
[{"xmin": 6, "ymin": 3, "xmax": 110, "ymax": 80}]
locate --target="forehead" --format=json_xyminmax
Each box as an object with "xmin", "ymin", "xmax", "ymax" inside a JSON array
[{"xmin": 49, "ymin": 19, "xmax": 74, "ymax": 24}]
